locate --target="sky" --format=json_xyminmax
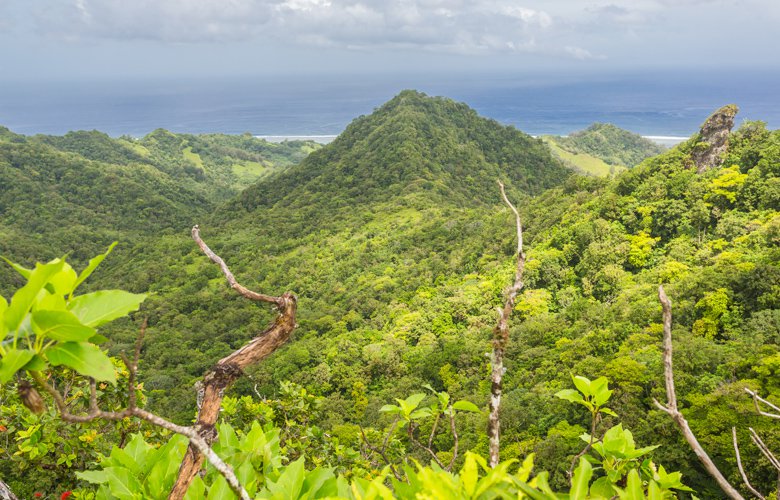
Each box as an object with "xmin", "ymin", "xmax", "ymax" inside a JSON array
[{"xmin": 1, "ymin": 0, "xmax": 779, "ymax": 81}]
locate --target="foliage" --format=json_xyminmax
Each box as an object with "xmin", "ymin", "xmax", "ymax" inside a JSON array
[{"xmin": 548, "ymin": 123, "xmax": 666, "ymax": 169}]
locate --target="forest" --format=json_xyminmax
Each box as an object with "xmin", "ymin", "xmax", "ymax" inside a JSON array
[{"xmin": 1, "ymin": 90, "xmax": 779, "ymax": 499}]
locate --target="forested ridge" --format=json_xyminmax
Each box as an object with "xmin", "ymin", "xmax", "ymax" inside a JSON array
[{"xmin": 1, "ymin": 92, "xmax": 779, "ymax": 499}]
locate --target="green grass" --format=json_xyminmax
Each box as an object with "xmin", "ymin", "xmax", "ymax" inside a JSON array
[
  {"xmin": 543, "ymin": 138, "xmax": 625, "ymax": 177},
  {"xmin": 182, "ymin": 146, "xmax": 204, "ymax": 168}
]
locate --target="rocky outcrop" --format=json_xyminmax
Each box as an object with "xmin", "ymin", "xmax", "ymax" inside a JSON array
[{"xmin": 691, "ymin": 104, "xmax": 739, "ymax": 173}]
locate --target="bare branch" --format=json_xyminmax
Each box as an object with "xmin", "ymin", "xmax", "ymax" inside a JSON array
[
  {"xmin": 408, "ymin": 422, "xmax": 446, "ymax": 469},
  {"xmin": 655, "ymin": 285, "xmax": 745, "ymax": 500},
  {"xmin": 489, "ymin": 180, "xmax": 525, "ymax": 468},
  {"xmin": 746, "ymin": 388, "xmax": 780, "ymax": 420},
  {"xmin": 191, "ymin": 225, "xmax": 281, "ymax": 306},
  {"xmin": 750, "ymin": 428, "xmax": 780, "ymax": 472},
  {"xmin": 734, "ymin": 427, "xmax": 766, "ymax": 499}
]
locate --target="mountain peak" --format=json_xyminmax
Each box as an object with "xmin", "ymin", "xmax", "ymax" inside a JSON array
[
  {"xmin": 237, "ymin": 91, "xmax": 570, "ymax": 212},
  {"xmin": 692, "ymin": 104, "xmax": 739, "ymax": 173}
]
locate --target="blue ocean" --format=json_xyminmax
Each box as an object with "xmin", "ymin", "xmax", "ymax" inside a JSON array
[{"xmin": 1, "ymin": 70, "xmax": 778, "ymax": 141}]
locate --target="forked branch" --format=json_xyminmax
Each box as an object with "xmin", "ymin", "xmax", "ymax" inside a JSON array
[
  {"xmin": 653, "ymin": 285, "xmax": 744, "ymax": 500},
  {"xmin": 169, "ymin": 226, "xmax": 298, "ymax": 499}
]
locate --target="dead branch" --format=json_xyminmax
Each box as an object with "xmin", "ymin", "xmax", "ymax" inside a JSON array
[
  {"xmin": 488, "ymin": 180, "xmax": 525, "ymax": 468},
  {"xmin": 0, "ymin": 478, "xmax": 18, "ymax": 500},
  {"xmin": 733, "ymin": 427, "xmax": 766, "ymax": 499},
  {"xmin": 170, "ymin": 225, "xmax": 298, "ymax": 499},
  {"xmin": 652, "ymin": 285, "xmax": 744, "ymax": 500},
  {"xmin": 408, "ymin": 422, "xmax": 446, "ymax": 469},
  {"xmin": 749, "ymin": 428, "xmax": 780, "ymax": 472},
  {"xmin": 746, "ymin": 389, "xmax": 780, "ymax": 420}
]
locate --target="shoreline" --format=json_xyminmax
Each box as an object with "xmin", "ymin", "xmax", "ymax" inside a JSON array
[{"xmin": 256, "ymin": 134, "xmax": 689, "ymax": 147}]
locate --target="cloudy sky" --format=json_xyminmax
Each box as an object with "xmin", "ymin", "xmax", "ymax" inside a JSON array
[{"xmin": 1, "ymin": 0, "xmax": 778, "ymax": 80}]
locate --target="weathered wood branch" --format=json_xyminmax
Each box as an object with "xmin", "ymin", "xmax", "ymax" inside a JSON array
[
  {"xmin": 169, "ymin": 226, "xmax": 298, "ymax": 499},
  {"xmin": 488, "ymin": 180, "xmax": 525, "ymax": 468},
  {"xmin": 733, "ymin": 427, "xmax": 766, "ymax": 499},
  {"xmin": 746, "ymin": 388, "xmax": 780, "ymax": 420},
  {"xmin": 0, "ymin": 478, "xmax": 18, "ymax": 500},
  {"xmin": 652, "ymin": 285, "xmax": 744, "ymax": 500}
]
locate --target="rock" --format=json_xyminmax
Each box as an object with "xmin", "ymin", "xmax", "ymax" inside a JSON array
[{"xmin": 691, "ymin": 104, "xmax": 739, "ymax": 173}]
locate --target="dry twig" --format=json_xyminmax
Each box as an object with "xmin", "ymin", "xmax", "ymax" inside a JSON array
[{"xmin": 733, "ymin": 427, "xmax": 766, "ymax": 499}]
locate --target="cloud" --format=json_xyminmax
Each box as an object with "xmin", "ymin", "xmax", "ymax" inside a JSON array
[
  {"xmin": 564, "ymin": 45, "xmax": 605, "ymax": 61},
  {"xmin": 27, "ymin": 0, "xmax": 586, "ymax": 57}
]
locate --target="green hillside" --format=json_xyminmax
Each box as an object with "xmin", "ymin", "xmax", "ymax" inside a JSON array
[
  {"xmin": 1, "ymin": 94, "xmax": 779, "ymax": 498},
  {"xmin": 546, "ymin": 123, "xmax": 666, "ymax": 176},
  {"xmin": 0, "ymin": 128, "xmax": 318, "ymax": 296}
]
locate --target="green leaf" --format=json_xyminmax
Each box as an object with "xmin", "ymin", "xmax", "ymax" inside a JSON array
[
  {"xmin": 22, "ymin": 354, "xmax": 47, "ymax": 371},
  {"xmin": 622, "ymin": 469, "xmax": 644, "ymax": 500},
  {"xmin": 46, "ymin": 342, "xmax": 116, "ymax": 383},
  {"xmin": 401, "ymin": 393, "xmax": 426, "ymax": 413},
  {"xmin": 206, "ymin": 474, "xmax": 235, "ymax": 500},
  {"xmin": 5, "ymin": 259, "xmax": 64, "ymax": 333},
  {"xmin": 49, "ymin": 264, "xmax": 78, "ymax": 296},
  {"xmin": 32, "ymin": 310, "xmax": 96, "ymax": 342},
  {"xmin": 409, "ymin": 408, "xmax": 432, "ymax": 420},
  {"xmin": 104, "ymin": 466, "xmax": 142, "ymax": 500},
  {"xmin": 555, "ymin": 388, "xmax": 585, "ymax": 404},
  {"xmin": 379, "ymin": 404, "xmax": 401, "ymax": 414},
  {"xmin": 590, "ymin": 477, "xmax": 616, "ymax": 498},
  {"xmin": 72, "ymin": 242, "xmax": 117, "ymax": 296},
  {"xmin": 572, "ymin": 375, "xmax": 592, "ymax": 396},
  {"xmin": 600, "ymin": 407, "xmax": 619, "ymax": 417},
  {"xmin": 2, "ymin": 257, "xmax": 31, "ymax": 280},
  {"xmin": 0, "ymin": 348, "xmax": 35, "ymax": 383},
  {"xmin": 68, "ymin": 290, "xmax": 146, "ymax": 327},
  {"xmin": 647, "ymin": 480, "xmax": 663, "ymax": 500},
  {"xmin": 183, "ymin": 476, "xmax": 206, "ymax": 500},
  {"xmin": 569, "ymin": 457, "xmax": 592, "ymax": 499},
  {"xmin": 0, "ymin": 295, "xmax": 8, "ymax": 326},
  {"xmin": 461, "ymin": 453, "xmax": 479, "ymax": 497},
  {"xmin": 75, "ymin": 469, "xmax": 109, "ymax": 484},
  {"xmin": 452, "ymin": 400, "xmax": 481, "ymax": 413}
]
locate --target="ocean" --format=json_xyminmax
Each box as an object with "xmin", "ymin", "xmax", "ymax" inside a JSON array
[{"xmin": 1, "ymin": 70, "xmax": 778, "ymax": 142}]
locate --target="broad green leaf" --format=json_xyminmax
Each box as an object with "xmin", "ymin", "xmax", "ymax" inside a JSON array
[
  {"xmin": 32, "ymin": 310, "xmax": 96, "ymax": 342},
  {"xmin": 22, "ymin": 354, "xmax": 48, "ymax": 371},
  {"xmin": 37, "ymin": 292, "xmax": 67, "ymax": 312},
  {"xmin": 460, "ymin": 453, "xmax": 479, "ymax": 496},
  {"xmin": 0, "ymin": 348, "xmax": 35, "ymax": 383},
  {"xmin": 379, "ymin": 404, "xmax": 401, "ymax": 414},
  {"xmin": 572, "ymin": 375, "xmax": 592, "ymax": 396},
  {"xmin": 104, "ymin": 466, "xmax": 142, "ymax": 500},
  {"xmin": 590, "ymin": 476, "xmax": 616, "ymax": 498},
  {"xmin": 72, "ymin": 242, "xmax": 117, "ymax": 296},
  {"xmin": 206, "ymin": 474, "xmax": 235, "ymax": 500},
  {"xmin": 5, "ymin": 259, "xmax": 64, "ymax": 332},
  {"xmin": 183, "ymin": 476, "xmax": 206, "ymax": 500},
  {"xmin": 591, "ymin": 377, "xmax": 613, "ymax": 406},
  {"xmin": 49, "ymin": 264, "xmax": 78, "ymax": 296},
  {"xmin": 409, "ymin": 408, "xmax": 432, "ymax": 420},
  {"xmin": 68, "ymin": 290, "xmax": 146, "ymax": 327},
  {"xmin": 302, "ymin": 466, "xmax": 336, "ymax": 497},
  {"xmin": 0, "ymin": 295, "xmax": 7, "ymax": 326},
  {"xmin": 601, "ymin": 407, "xmax": 618, "ymax": 417},
  {"xmin": 621, "ymin": 469, "xmax": 644, "ymax": 500},
  {"xmin": 569, "ymin": 457, "xmax": 592, "ymax": 499},
  {"xmin": 647, "ymin": 480, "xmax": 663, "ymax": 500},
  {"xmin": 452, "ymin": 400, "xmax": 481, "ymax": 413},
  {"xmin": 75, "ymin": 469, "xmax": 109, "ymax": 484},
  {"xmin": 266, "ymin": 456, "xmax": 305, "ymax": 499},
  {"xmin": 555, "ymin": 388, "xmax": 585, "ymax": 404},
  {"xmin": 46, "ymin": 342, "xmax": 116, "ymax": 383},
  {"xmin": 123, "ymin": 434, "xmax": 152, "ymax": 471},
  {"xmin": 234, "ymin": 460, "xmax": 258, "ymax": 496},
  {"xmin": 2, "ymin": 257, "xmax": 31, "ymax": 280},
  {"xmin": 516, "ymin": 453, "xmax": 534, "ymax": 482}
]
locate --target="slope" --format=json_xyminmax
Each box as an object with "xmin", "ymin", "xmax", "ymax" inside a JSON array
[{"xmin": 545, "ymin": 123, "xmax": 666, "ymax": 176}]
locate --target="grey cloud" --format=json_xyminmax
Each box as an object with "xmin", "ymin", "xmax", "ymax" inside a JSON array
[{"xmin": 30, "ymin": 0, "xmax": 581, "ymax": 57}]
